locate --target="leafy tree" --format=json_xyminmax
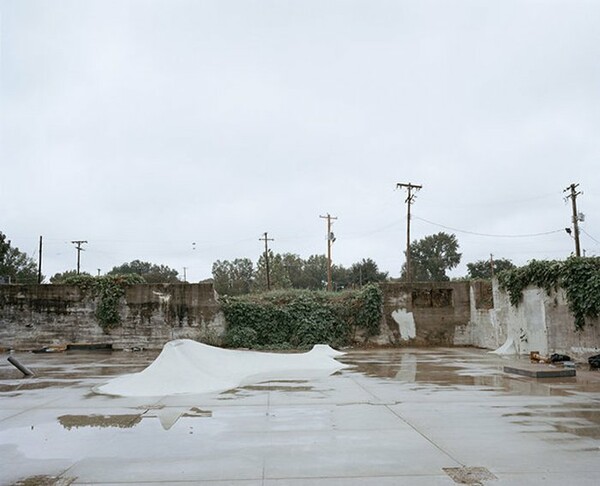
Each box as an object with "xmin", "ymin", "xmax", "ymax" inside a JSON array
[
  {"xmin": 254, "ymin": 250, "xmax": 292, "ymax": 291},
  {"xmin": 212, "ymin": 258, "xmax": 254, "ymax": 295},
  {"xmin": 280, "ymin": 253, "xmax": 306, "ymax": 288},
  {"xmin": 401, "ymin": 232, "xmax": 461, "ymax": 281},
  {"xmin": 302, "ymin": 254, "xmax": 328, "ymax": 290},
  {"xmin": 51, "ymin": 270, "xmax": 92, "ymax": 283},
  {"xmin": 107, "ymin": 260, "xmax": 179, "ymax": 283},
  {"xmin": 349, "ymin": 258, "xmax": 388, "ymax": 286},
  {"xmin": 467, "ymin": 258, "xmax": 516, "ymax": 279},
  {"xmin": 331, "ymin": 264, "xmax": 351, "ymax": 290},
  {"xmin": 0, "ymin": 232, "xmax": 40, "ymax": 283}
]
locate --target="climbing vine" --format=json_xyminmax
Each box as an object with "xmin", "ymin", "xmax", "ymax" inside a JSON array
[
  {"xmin": 497, "ymin": 257, "xmax": 600, "ymax": 331},
  {"xmin": 220, "ymin": 284, "xmax": 383, "ymax": 349},
  {"xmin": 61, "ymin": 274, "xmax": 146, "ymax": 332}
]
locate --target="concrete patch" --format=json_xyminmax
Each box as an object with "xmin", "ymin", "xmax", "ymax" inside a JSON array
[
  {"xmin": 504, "ymin": 365, "xmax": 576, "ymax": 378},
  {"xmin": 443, "ymin": 466, "xmax": 497, "ymax": 484}
]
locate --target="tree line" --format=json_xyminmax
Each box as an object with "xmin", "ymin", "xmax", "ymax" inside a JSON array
[
  {"xmin": 212, "ymin": 253, "xmax": 388, "ymax": 295},
  {"xmin": 1, "ymin": 229, "xmax": 516, "ymax": 288}
]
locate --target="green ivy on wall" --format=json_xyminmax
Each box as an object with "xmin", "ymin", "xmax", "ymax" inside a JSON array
[
  {"xmin": 61, "ymin": 274, "xmax": 146, "ymax": 332},
  {"xmin": 497, "ymin": 257, "xmax": 600, "ymax": 331},
  {"xmin": 220, "ymin": 284, "xmax": 383, "ymax": 349}
]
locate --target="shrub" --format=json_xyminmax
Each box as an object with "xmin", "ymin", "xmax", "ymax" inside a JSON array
[{"xmin": 220, "ymin": 284, "xmax": 383, "ymax": 349}]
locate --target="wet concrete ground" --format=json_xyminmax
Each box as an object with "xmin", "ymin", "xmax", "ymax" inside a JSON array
[{"xmin": 1, "ymin": 347, "xmax": 599, "ymax": 485}]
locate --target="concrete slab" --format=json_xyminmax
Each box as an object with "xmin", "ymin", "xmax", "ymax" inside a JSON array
[
  {"xmin": 504, "ymin": 364, "xmax": 576, "ymax": 378},
  {"xmin": 1, "ymin": 348, "xmax": 599, "ymax": 485}
]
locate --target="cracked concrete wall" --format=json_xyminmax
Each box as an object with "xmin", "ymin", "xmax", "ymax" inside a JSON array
[
  {"xmin": 466, "ymin": 280, "xmax": 600, "ymax": 358},
  {"xmin": 0, "ymin": 283, "xmax": 225, "ymax": 350}
]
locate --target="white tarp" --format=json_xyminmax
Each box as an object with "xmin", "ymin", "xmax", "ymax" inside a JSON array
[
  {"xmin": 95, "ymin": 339, "xmax": 348, "ymax": 397},
  {"xmin": 489, "ymin": 337, "xmax": 517, "ymax": 355}
]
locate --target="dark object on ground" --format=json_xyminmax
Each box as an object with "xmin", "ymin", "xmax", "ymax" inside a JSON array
[
  {"xmin": 7, "ymin": 356, "xmax": 34, "ymax": 376},
  {"xmin": 32, "ymin": 345, "xmax": 67, "ymax": 354},
  {"xmin": 550, "ymin": 353, "xmax": 572, "ymax": 363},
  {"xmin": 588, "ymin": 354, "xmax": 600, "ymax": 369},
  {"xmin": 67, "ymin": 343, "xmax": 113, "ymax": 351}
]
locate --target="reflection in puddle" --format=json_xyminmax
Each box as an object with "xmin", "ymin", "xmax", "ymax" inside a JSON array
[
  {"xmin": 341, "ymin": 350, "xmax": 586, "ymax": 397},
  {"xmin": 218, "ymin": 380, "xmax": 317, "ymax": 399},
  {"xmin": 58, "ymin": 407, "xmax": 213, "ymax": 431},
  {"xmin": 58, "ymin": 414, "xmax": 142, "ymax": 429},
  {"xmin": 12, "ymin": 475, "xmax": 76, "ymax": 486},
  {"xmin": 144, "ymin": 407, "xmax": 213, "ymax": 430},
  {"xmin": 503, "ymin": 404, "xmax": 600, "ymax": 439},
  {"xmin": 242, "ymin": 385, "xmax": 314, "ymax": 392}
]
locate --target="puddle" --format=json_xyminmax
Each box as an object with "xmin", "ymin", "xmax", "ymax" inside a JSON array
[
  {"xmin": 12, "ymin": 475, "xmax": 76, "ymax": 486},
  {"xmin": 218, "ymin": 380, "xmax": 318, "ymax": 397},
  {"xmin": 503, "ymin": 404, "xmax": 600, "ymax": 439},
  {"xmin": 0, "ymin": 380, "xmax": 83, "ymax": 392},
  {"xmin": 241, "ymin": 385, "xmax": 314, "ymax": 392},
  {"xmin": 58, "ymin": 414, "xmax": 142, "ymax": 429},
  {"xmin": 57, "ymin": 407, "xmax": 213, "ymax": 431}
]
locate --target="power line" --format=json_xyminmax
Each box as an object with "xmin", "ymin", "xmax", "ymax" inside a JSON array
[
  {"xmin": 581, "ymin": 229, "xmax": 600, "ymax": 246},
  {"xmin": 413, "ymin": 215, "xmax": 564, "ymax": 238}
]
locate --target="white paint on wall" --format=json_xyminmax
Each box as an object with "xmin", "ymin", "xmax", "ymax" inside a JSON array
[
  {"xmin": 391, "ymin": 309, "xmax": 416, "ymax": 341},
  {"xmin": 152, "ymin": 291, "xmax": 171, "ymax": 304}
]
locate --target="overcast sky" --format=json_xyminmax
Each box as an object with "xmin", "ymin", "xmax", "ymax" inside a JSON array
[{"xmin": 1, "ymin": 0, "xmax": 599, "ymax": 282}]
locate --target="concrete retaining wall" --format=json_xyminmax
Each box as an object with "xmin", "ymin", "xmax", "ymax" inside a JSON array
[
  {"xmin": 1, "ymin": 280, "xmax": 598, "ymax": 357},
  {"xmin": 380, "ymin": 281, "xmax": 472, "ymax": 346},
  {"xmin": 0, "ymin": 283, "xmax": 225, "ymax": 350},
  {"xmin": 463, "ymin": 280, "xmax": 600, "ymax": 358}
]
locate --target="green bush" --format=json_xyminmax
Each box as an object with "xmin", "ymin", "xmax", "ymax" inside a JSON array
[
  {"xmin": 498, "ymin": 257, "xmax": 600, "ymax": 331},
  {"xmin": 220, "ymin": 284, "xmax": 383, "ymax": 349}
]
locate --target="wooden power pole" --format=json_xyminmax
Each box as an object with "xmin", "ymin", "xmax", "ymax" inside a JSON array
[
  {"xmin": 564, "ymin": 183, "xmax": 582, "ymax": 257},
  {"xmin": 71, "ymin": 240, "xmax": 88, "ymax": 275},
  {"xmin": 259, "ymin": 232, "xmax": 274, "ymax": 290},
  {"xmin": 37, "ymin": 236, "xmax": 43, "ymax": 284},
  {"xmin": 320, "ymin": 213, "xmax": 337, "ymax": 291},
  {"xmin": 396, "ymin": 182, "xmax": 422, "ymax": 282}
]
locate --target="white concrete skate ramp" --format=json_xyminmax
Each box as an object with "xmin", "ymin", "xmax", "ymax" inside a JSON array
[{"xmin": 95, "ymin": 339, "xmax": 348, "ymax": 397}]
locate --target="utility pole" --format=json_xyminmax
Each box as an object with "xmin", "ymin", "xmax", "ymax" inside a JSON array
[
  {"xmin": 564, "ymin": 183, "xmax": 582, "ymax": 257},
  {"xmin": 259, "ymin": 232, "xmax": 274, "ymax": 290},
  {"xmin": 183, "ymin": 267, "xmax": 188, "ymax": 283},
  {"xmin": 490, "ymin": 253, "xmax": 495, "ymax": 278},
  {"xmin": 319, "ymin": 213, "xmax": 338, "ymax": 291},
  {"xmin": 396, "ymin": 182, "xmax": 422, "ymax": 282},
  {"xmin": 37, "ymin": 236, "xmax": 43, "ymax": 284},
  {"xmin": 71, "ymin": 240, "xmax": 88, "ymax": 275}
]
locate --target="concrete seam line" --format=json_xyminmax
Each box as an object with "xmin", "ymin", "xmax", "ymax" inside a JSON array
[{"xmin": 348, "ymin": 375, "xmax": 464, "ymax": 467}]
